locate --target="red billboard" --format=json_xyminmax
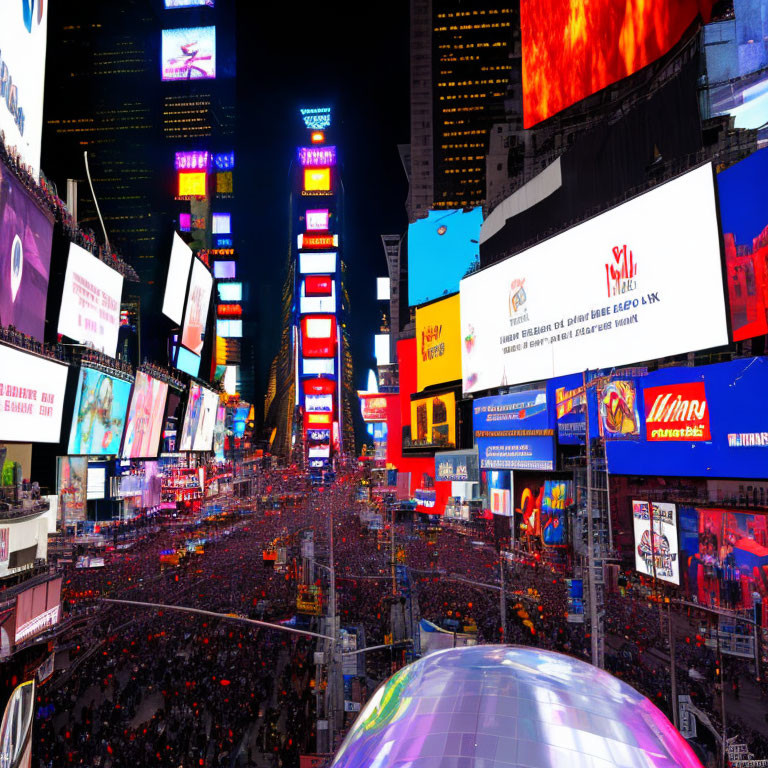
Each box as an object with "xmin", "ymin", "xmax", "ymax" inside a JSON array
[
  {"xmin": 644, "ymin": 382, "xmax": 711, "ymax": 442},
  {"xmin": 301, "ymin": 315, "xmax": 337, "ymax": 358},
  {"xmin": 14, "ymin": 577, "xmax": 62, "ymax": 645},
  {"xmin": 304, "ymin": 275, "xmax": 333, "ymax": 296},
  {"xmin": 360, "ymin": 393, "xmax": 390, "ymax": 423},
  {"xmin": 521, "ymin": 0, "xmax": 713, "ymax": 128}
]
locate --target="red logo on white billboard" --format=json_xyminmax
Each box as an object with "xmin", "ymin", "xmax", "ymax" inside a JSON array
[
  {"xmin": 507, "ymin": 278, "xmax": 527, "ymax": 314},
  {"xmin": 644, "ymin": 382, "xmax": 711, "ymax": 441},
  {"xmin": 605, "ymin": 244, "xmax": 637, "ymax": 298}
]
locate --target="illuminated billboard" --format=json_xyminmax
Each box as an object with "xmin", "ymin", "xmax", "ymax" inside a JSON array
[
  {"xmin": 306, "ymin": 394, "xmax": 333, "ymax": 412},
  {"xmin": 212, "ymin": 213, "xmax": 231, "ymax": 234},
  {"xmin": 473, "ymin": 391, "xmax": 555, "ymax": 471},
  {"xmin": 0, "ymin": 0, "xmax": 48, "ymax": 176},
  {"xmin": 408, "ymin": 392, "xmax": 456, "ymax": 451},
  {"xmin": 165, "ymin": 0, "xmax": 214, "ymax": 7},
  {"xmin": 360, "ymin": 394, "xmax": 388, "ymax": 423},
  {"xmin": 214, "ymin": 152, "xmax": 234, "ymax": 170},
  {"xmin": 178, "ymin": 172, "xmax": 207, "ymax": 197},
  {"xmin": 300, "ymin": 280, "xmax": 336, "ymax": 314},
  {"xmin": 216, "ymin": 319, "xmax": 242, "ymax": 337},
  {"xmin": 161, "ymin": 26, "xmax": 216, "ymax": 81},
  {"xmin": 68, "ymin": 367, "xmax": 132, "ymax": 456},
  {"xmin": 58, "ymin": 243, "xmax": 124, "ymax": 357},
  {"xmin": 298, "ymin": 146, "xmax": 337, "ymax": 166},
  {"xmin": 300, "ymin": 252, "xmax": 337, "ymax": 274},
  {"xmin": 461, "ymin": 164, "xmax": 727, "ymax": 393},
  {"xmin": 0, "ymin": 171, "xmax": 54, "ymax": 340},
  {"xmin": 299, "ymin": 234, "xmax": 338, "ymax": 249},
  {"xmin": 57, "ymin": 456, "xmax": 87, "ymax": 524},
  {"xmin": 121, "ymin": 372, "xmax": 169, "ymax": 459},
  {"xmin": 176, "ymin": 346, "xmax": 201, "ymax": 377},
  {"xmin": 416, "ymin": 294, "xmax": 461, "ymax": 391},
  {"xmin": 175, "ymin": 151, "xmax": 209, "ymax": 171},
  {"xmin": 0, "ymin": 345, "xmax": 67, "ymax": 443},
  {"xmin": 301, "ymin": 315, "xmax": 337, "ymax": 358},
  {"xmin": 377, "ymin": 277, "xmax": 390, "ymax": 301},
  {"xmin": 218, "ymin": 282, "xmax": 242, "ymax": 302},
  {"xmin": 409, "ymin": 207, "xmax": 482, "ymax": 306},
  {"xmin": 179, "ymin": 383, "xmax": 218, "ymax": 451},
  {"xmin": 521, "ymin": 0, "xmax": 713, "ymax": 127},
  {"xmin": 303, "ymin": 358, "xmax": 334, "ymax": 376},
  {"xmin": 213, "ymin": 260, "xmax": 236, "ymax": 279},
  {"xmin": 300, "ymin": 107, "xmax": 332, "ymax": 130},
  {"xmin": 304, "ymin": 168, "xmax": 331, "ymax": 192},
  {"xmin": 718, "ymin": 148, "xmax": 768, "ymax": 341},
  {"xmin": 162, "ymin": 233, "xmax": 193, "ymax": 325},
  {"xmin": 181, "ymin": 258, "xmax": 213, "ymax": 355},
  {"xmin": 306, "ymin": 209, "xmax": 329, "ymax": 230},
  {"xmin": 631, "ymin": 501, "xmax": 680, "ymax": 585}
]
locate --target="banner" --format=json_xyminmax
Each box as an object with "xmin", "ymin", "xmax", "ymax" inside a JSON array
[
  {"xmin": 461, "ymin": 164, "xmax": 728, "ymax": 393},
  {"xmin": 474, "ymin": 391, "xmax": 554, "ymax": 470},
  {"xmin": 416, "ymin": 294, "xmax": 462, "ymax": 390},
  {"xmin": 0, "ymin": 346, "xmax": 67, "ymax": 443},
  {"xmin": 631, "ymin": 501, "xmax": 680, "ymax": 585}
]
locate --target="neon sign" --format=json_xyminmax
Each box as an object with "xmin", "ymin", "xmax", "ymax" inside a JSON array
[
  {"xmin": 213, "ymin": 151, "xmax": 234, "ymax": 170},
  {"xmin": 298, "ymin": 146, "xmax": 336, "ymax": 167},
  {"xmin": 301, "ymin": 234, "xmax": 337, "ymax": 249},
  {"xmin": 306, "ymin": 209, "xmax": 329, "ymax": 230},
  {"xmin": 300, "ymin": 107, "xmax": 332, "ymax": 130},
  {"xmin": 175, "ymin": 151, "xmax": 209, "ymax": 171}
]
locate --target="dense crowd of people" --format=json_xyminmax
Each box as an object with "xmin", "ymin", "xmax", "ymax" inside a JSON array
[{"xmin": 28, "ymin": 469, "xmax": 768, "ymax": 767}]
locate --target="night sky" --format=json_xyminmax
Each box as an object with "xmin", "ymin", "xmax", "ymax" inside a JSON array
[{"xmin": 233, "ymin": 2, "xmax": 410, "ymax": 418}]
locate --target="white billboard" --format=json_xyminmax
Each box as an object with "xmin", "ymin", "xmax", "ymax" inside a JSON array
[
  {"xmin": 460, "ymin": 164, "xmax": 728, "ymax": 392},
  {"xmin": 181, "ymin": 258, "xmax": 213, "ymax": 356},
  {"xmin": 162, "ymin": 233, "xmax": 192, "ymax": 325},
  {"xmin": 631, "ymin": 501, "xmax": 680, "ymax": 585},
  {"xmin": 300, "ymin": 283, "xmax": 336, "ymax": 314},
  {"xmin": 0, "ymin": 1, "xmax": 48, "ymax": 177},
  {"xmin": 58, "ymin": 243, "xmax": 124, "ymax": 357},
  {"xmin": 299, "ymin": 252, "xmax": 337, "ymax": 274},
  {"xmin": 0, "ymin": 345, "xmax": 68, "ymax": 443}
]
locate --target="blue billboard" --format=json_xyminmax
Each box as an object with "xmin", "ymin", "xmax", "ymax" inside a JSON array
[
  {"xmin": 473, "ymin": 390, "xmax": 555, "ymax": 470},
  {"xmin": 68, "ymin": 367, "xmax": 132, "ymax": 456},
  {"xmin": 606, "ymin": 357, "xmax": 768, "ymax": 478},
  {"xmin": 408, "ymin": 207, "xmax": 482, "ymax": 306}
]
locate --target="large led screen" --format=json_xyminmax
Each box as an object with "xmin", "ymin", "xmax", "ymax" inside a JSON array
[
  {"xmin": 0, "ymin": 0, "xmax": 48, "ymax": 176},
  {"xmin": 718, "ymin": 148, "xmax": 768, "ymax": 341},
  {"xmin": 121, "ymin": 372, "xmax": 169, "ymax": 459},
  {"xmin": 408, "ymin": 208, "xmax": 482, "ymax": 307},
  {"xmin": 408, "ymin": 392, "xmax": 456, "ymax": 451},
  {"xmin": 300, "ymin": 280, "xmax": 336, "ymax": 314},
  {"xmin": 162, "ymin": 233, "xmax": 193, "ymax": 325},
  {"xmin": 460, "ymin": 164, "xmax": 728, "ymax": 393},
  {"xmin": 68, "ymin": 367, "xmax": 132, "ymax": 456},
  {"xmin": 0, "ymin": 346, "xmax": 67, "ymax": 443},
  {"xmin": 161, "ymin": 27, "xmax": 216, "ymax": 81},
  {"xmin": 521, "ymin": 0, "xmax": 713, "ymax": 128},
  {"xmin": 631, "ymin": 501, "xmax": 680, "ymax": 585},
  {"xmin": 179, "ymin": 384, "xmax": 218, "ymax": 452},
  {"xmin": 416, "ymin": 294, "xmax": 461, "ymax": 391},
  {"xmin": 165, "ymin": 0, "xmax": 214, "ymax": 7},
  {"xmin": 161, "ymin": 391, "xmax": 182, "ymax": 453},
  {"xmin": 181, "ymin": 258, "xmax": 213, "ymax": 356},
  {"xmin": 473, "ymin": 391, "xmax": 555, "ymax": 471},
  {"xmin": 58, "ymin": 243, "xmax": 124, "ymax": 357},
  {"xmin": 300, "ymin": 252, "xmax": 337, "ymax": 274},
  {"xmin": 56, "ymin": 456, "xmax": 87, "ymax": 524},
  {"xmin": 0, "ymin": 172, "xmax": 54, "ymax": 340}
]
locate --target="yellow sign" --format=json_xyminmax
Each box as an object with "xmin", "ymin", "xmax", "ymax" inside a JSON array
[
  {"xmin": 416, "ymin": 294, "xmax": 461, "ymax": 390},
  {"xmin": 304, "ymin": 167, "xmax": 330, "ymax": 192},
  {"xmin": 410, "ymin": 391, "xmax": 456, "ymax": 449}
]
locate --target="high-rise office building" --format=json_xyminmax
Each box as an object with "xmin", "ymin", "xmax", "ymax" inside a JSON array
[{"xmin": 408, "ymin": 0, "xmax": 517, "ymax": 219}]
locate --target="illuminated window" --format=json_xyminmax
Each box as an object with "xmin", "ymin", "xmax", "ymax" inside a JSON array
[
  {"xmin": 178, "ymin": 171, "xmax": 207, "ymax": 197},
  {"xmin": 304, "ymin": 168, "xmax": 331, "ymax": 192}
]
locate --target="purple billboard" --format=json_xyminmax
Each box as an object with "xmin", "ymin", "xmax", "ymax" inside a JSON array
[{"xmin": 0, "ymin": 169, "xmax": 54, "ymax": 341}]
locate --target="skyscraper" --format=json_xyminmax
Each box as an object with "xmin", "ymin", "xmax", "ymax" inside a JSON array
[{"xmin": 408, "ymin": 0, "xmax": 517, "ymax": 219}]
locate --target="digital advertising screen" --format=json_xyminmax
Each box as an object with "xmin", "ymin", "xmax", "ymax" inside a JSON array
[
  {"xmin": 718, "ymin": 148, "xmax": 768, "ymax": 341},
  {"xmin": 179, "ymin": 384, "xmax": 218, "ymax": 452},
  {"xmin": 176, "ymin": 346, "xmax": 201, "ymax": 377},
  {"xmin": 487, "ymin": 470, "xmax": 512, "ymax": 517},
  {"xmin": 0, "ymin": 172, "xmax": 54, "ymax": 340},
  {"xmin": 416, "ymin": 293, "xmax": 461, "ymax": 391},
  {"xmin": 218, "ymin": 282, "xmax": 242, "ymax": 302},
  {"xmin": 161, "ymin": 390, "xmax": 182, "ymax": 453},
  {"xmin": 306, "ymin": 209, "xmax": 329, "ymax": 231},
  {"xmin": 514, "ymin": 475, "xmax": 544, "ymax": 537},
  {"xmin": 460, "ymin": 164, "xmax": 728, "ymax": 393},
  {"xmin": 121, "ymin": 372, "xmax": 169, "ymax": 459},
  {"xmin": 408, "ymin": 392, "xmax": 456, "ymax": 451},
  {"xmin": 679, "ymin": 505, "xmax": 768, "ymax": 609},
  {"xmin": 303, "ymin": 168, "xmax": 331, "ymax": 192},
  {"xmin": 58, "ymin": 243, "xmax": 124, "ymax": 357},
  {"xmin": 68, "ymin": 367, "xmax": 132, "ymax": 456},
  {"xmin": 86, "ymin": 466, "xmax": 106, "ymax": 501},
  {"xmin": 301, "ymin": 315, "xmax": 337, "ymax": 358},
  {"xmin": 632, "ymin": 501, "xmax": 680, "ymax": 585},
  {"xmin": 300, "ymin": 280, "xmax": 336, "ymax": 314},
  {"xmin": 521, "ymin": 0, "xmax": 713, "ymax": 127},
  {"xmin": 408, "ymin": 208, "xmax": 482, "ymax": 307},
  {"xmin": 181, "ymin": 258, "xmax": 213, "ymax": 356},
  {"xmin": 0, "ymin": 0, "xmax": 48, "ymax": 176},
  {"xmin": 56, "ymin": 456, "xmax": 87, "ymax": 524},
  {"xmin": 360, "ymin": 394, "xmax": 388, "ymax": 423},
  {"xmin": 178, "ymin": 171, "xmax": 207, "ymax": 198},
  {"xmin": 473, "ymin": 391, "xmax": 555, "ymax": 471},
  {"xmin": 162, "ymin": 233, "xmax": 193, "ymax": 325},
  {"xmin": 165, "ymin": 0, "xmax": 214, "ymax": 7},
  {"xmin": 300, "ymin": 252, "xmax": 337, "ymax": 274},
  {"xmin": 306, "ymin": 394, "xmax": 334, "ymax": 413},
  {"xmin": 598, "ymin": 380, "xmax": 641, "ymax": 439},
  {"xmin": 161, "ymin": 26, "xmax": 216, "ymax": 81},
  {"xmin": 213, "ymin": 260, "xmax": 236, "ymax": 279},
  {"xmin": 606, "ymin": 357, "xmax": 768, "ymax": 479},
  {"xmin": 0, "ymin": 345, "xmax": 68, "ymax": 443},
  {"xmin": 541, "ymin": 479, "xmax": 573, "ymax": 546}
]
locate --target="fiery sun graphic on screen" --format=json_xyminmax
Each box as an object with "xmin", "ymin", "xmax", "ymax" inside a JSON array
[{"xmin": 521, "ymin": 0, "xmax": 713, "ymax": 128}]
